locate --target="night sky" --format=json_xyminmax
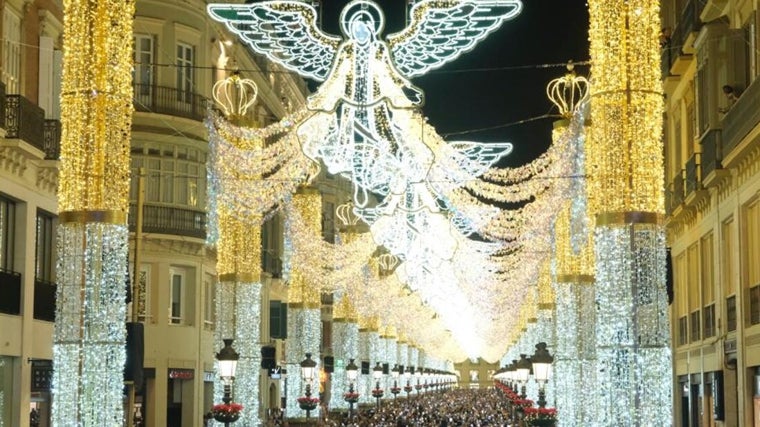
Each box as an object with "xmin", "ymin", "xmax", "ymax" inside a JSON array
[{"xmin": 315, "ymin": 0, "xmax": 591, "ymax": 167}]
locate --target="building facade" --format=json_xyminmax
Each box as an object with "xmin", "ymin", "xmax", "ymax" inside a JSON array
[
  {"xmin": 662, "ymin": 0, "xmax": 760, "ymax": 426},
  {"xmin": 0, "ymin": 0, "xmax": 315, "ymax": 426}
]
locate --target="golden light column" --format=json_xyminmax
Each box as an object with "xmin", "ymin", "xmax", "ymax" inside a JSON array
[
  {"xmin": 330, "ymin": 215, "xmax": 362, "ymax": 411},
  {"xmin": 52, "ymin": 0, "xmax": 134, "ymax": 424},
  {"xmin": 285, "ymin": 186, "xmax": 322, "ymax": 418},
  {"xmin": 212, "ymin": 73, "xmax": 265, "ymax": 426},
  {"xmin": 587, "ymin": 1, "xmax": 672, "ymax": 424}
]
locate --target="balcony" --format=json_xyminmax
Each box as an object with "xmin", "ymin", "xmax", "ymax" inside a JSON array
[
  {"xmin": 667, "ymin": 170, "xmax": 685, "ymax": 215},
  {"xmin": 133, "ymin": 84, "xmax": 208, "ymax": 122},
  {"xmin": 0, "ymin": 268, "xmax": 21, "ymax": 315},
  {"xmin": 5, "ymin": 95, "xmax": 45, "ymax": 150},
  {"xmin": 721, "ymin": 76, "xmax": 760, "ymax": 166},
  {"xmin": 699, "ymin": 129, "xmax": 729, "ymax": 187},
  {"xmin": 0, "ymin": 82, "xmax": 5, "ymax": 130},
  {"xmin": 128, "ymin": 203, "xmax": 206, "ymax": 239},
  {"xmin": 33, "ymin": 279, "xmax": 56, "ymax": 322},
  {"xmin": 684, "ymin": 153, "xmax": 709, "ymax": 206},
  {"xmin": 43, "ymin": 119, "xmax": 61, "ymax": 160}
]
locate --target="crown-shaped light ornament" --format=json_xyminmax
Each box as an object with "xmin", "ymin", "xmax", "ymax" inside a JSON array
[
  {"xmin": 212, "ymin": 71, "xmax": 258, "ymax": 119},
  {"xmin": 336, "ymin": 202, "xmax": 361, "ymax": 227},
  {"xmin": 546, "ymin": 61, "xmax": 589, "ymax": 119},
  {"xmin": 378, "ymin": 253, "xmax": 399, "ymax": 276}
]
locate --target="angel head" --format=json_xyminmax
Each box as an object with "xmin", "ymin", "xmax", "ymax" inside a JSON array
[{"xmin": 339, "ymin": 0, "xmax": 385, "ymax": 44}]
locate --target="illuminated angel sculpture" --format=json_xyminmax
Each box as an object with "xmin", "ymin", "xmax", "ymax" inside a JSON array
[{"xmin": 208, "ymin": 0, "xmax": 522, "ymax": 260}]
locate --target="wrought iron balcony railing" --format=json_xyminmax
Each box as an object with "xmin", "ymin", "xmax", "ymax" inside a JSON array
[
  {"xmin": 0, "ymin": 268, "xmax": 21, "ymax": 315},
  {"xmin": 5, "ymin": 95, "xmax": 45, "ymax": 150},
  {"xmin": 43, "ymin": 119, "xmax": 61, "ymax": 160},
  {"xmin": 128, "ymin": 203, "xmax": 206, "ymax": 239},
  {"xmin": 133, "ymin": 84, "xmax": 208, "ymax": 122},
  {"xmin": 722, "ymin": 76, "xmax": 760, "ymax": 158},
  {"xmin": 685, "ymin": 153, "xmax": 701, "ymax": 196},
  {"xmin": 700, "ymin": 129, "xmax": 722, "ymax": 178},
  {"xmin": 34, "ymin": 278, "xmax": 56, "ymax": 322}
]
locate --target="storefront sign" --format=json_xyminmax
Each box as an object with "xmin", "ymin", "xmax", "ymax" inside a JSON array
[
  {"xmin": 168, "ymin": 369, "xmax": 194, "ymax": 380},
  {"xmin": 31, "ymin": 360, "xmax": 53, "ymax": 392}
]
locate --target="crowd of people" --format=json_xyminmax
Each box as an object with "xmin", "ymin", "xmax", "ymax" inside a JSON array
[{"xmin": 267, "ymin": 388, "xmax": 516, "ymax": 427}]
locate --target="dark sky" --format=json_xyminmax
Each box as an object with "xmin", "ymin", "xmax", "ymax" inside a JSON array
[{"xmin": 316, "ymin": 0, "xmax": 591, "ymax": 166}]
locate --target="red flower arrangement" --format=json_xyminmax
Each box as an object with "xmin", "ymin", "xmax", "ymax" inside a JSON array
[
  {"xmin": 403, "ymin": 385, "xmax": 413, "ymax": 393},
  {"xmin": 296, "ymin": 396, "xmax": 319, "ymax": 406},
  {"xmin": 514, "ymin": 398, "xmax": 534, "ymax": 407},
  {"xmin": 371, "ymin": 388, "xmax": 384, "ymax": 398},
  {"xmin": 524, "ymin": 407, "xmax": 558, "ymax": 421},
  {"xmin": 343, "ymin": 392, "xmax": 360, "ymax": 402},
  {"xmin": 390, "ymin": 386, "xmax": 402, "ymax": 394},
  {"xmin": 211, "ymin": 403, "xmax": 243, "ymax": 416}
]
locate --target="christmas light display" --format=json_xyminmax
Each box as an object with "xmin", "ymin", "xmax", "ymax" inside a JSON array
[
  {"xmin": 204, "ymin": 0, "xmax": 596, "ymax": 362},
  {"xmin": 52, "ymin": 0, "xmax": 134, "ymax": 425}
]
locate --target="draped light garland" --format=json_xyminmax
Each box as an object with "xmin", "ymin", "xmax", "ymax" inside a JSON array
[{"xmin": 204, "ymin": 0, "xmax": 594, "ymax": 364}]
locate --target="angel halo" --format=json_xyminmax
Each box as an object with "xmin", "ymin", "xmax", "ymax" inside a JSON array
[{"xmin": 207, "ymin": 0, "xmax": 523, "ymax": 266}]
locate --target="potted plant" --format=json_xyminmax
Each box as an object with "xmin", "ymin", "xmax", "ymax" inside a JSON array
[
  {"xmin": 371, "ymin": 388, "xmax": 384, "ymax": 398},
  {"xmin": 524, "ymin": 407, "xmax": 558, "ymax": 427},
  {"xmin": 297, "ymin": 396, "xmax": 319, "ymax": 411},
  {"xmin": 211, "ymin": 403, "xmax": 243, "ymax": 423}
]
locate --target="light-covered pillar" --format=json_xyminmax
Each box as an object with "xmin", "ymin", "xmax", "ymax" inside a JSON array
[
  {"xmin": 52, "ymin": 0, "xmax": 134, "ymax": 424},
  {"xmin": 330, "ymin": 295, "xmax": 359, "ymax": 411},
  {"xmin": 214, "ymin": 206, "xmax": 263, "ymax": 426},
  {"xmin": 284, "ymin": 187, "xmax": 322, "ymax": 418},
  {"xmin": 588, "ymin": 1, "xmax": 672, "ymax": 424}
]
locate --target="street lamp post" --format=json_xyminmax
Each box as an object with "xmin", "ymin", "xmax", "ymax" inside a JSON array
[
  {"xmin": 299, "ymin": 353, "xmax": 318, "ymax": 419},
  {"xmin": 391, "ymin": 364, "xmax": 400, "ymax": 399},
  {"xmin": 515, "ymin": 354, "xmax": 531, "ymax": 400},
  {"xmin": 404, "ymin": 367, "xmax": 413, "ymax": 398},
  {"xmin": 372, "ymin": 362, "xmax": 384, "ymax": 409},
  {"xmin": 215, "ymin": 339, "xmax": 240, "ymax": 427},
  {"xmin": 345, "ymin": 358, "xmax": 359, "ymax": 418},
  {"xmin": 531, "ymin": 342, "xmax": 554, "ymax": 409}
]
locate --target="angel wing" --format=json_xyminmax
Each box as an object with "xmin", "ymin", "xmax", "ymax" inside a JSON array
[
  {"xmin": 387, "ymin": 0, "xmax": 522, "ymax": 78},
  {"xmin": 207, "ymin": 2, "xmax": 342, "ymax": 81},
  {"xmin": 446, "ymin": 141, "xmax": 513, "ymax": 177}
]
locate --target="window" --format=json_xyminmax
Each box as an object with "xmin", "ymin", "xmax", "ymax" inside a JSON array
[
  {"xmin": 722, "ymin": 218, "xmax": 736, "ymax": 296},
  {"xmin": 137, "ymin": 145, "xmax": 205, "ymax": 207},
  {"xmin": 726, "ymin": 296, "xmax": 737, "ymax": 332},
  {"xmin": 169, "ymin": 268, "xmax": 185, "ymax": 325},
  {"xmin": 0, "ymin": 196, "xmax": 16, "ymax": 271},
  {"xmin": 687, "ymin": 243, "xmax": 700, "ymax": 314},
  {"xmin": 269, "ymin": 300, "xmax": 287, "ymax": 339},
  {"xmin": 176, "ymin": 43, "xmax": 194, "ymax": 102},
  {"xmin": 747, "ymin": 199, "xmax": 760, "ymax": 325},
  {"xmin": 134, "ymin": 264, "xmax": 151, "ymax": 322},
  {"xmin": 690, "ymin": 310, "xmax": 701, "ymax": 342},
  {"xmin": 701, "ymin": 233, "xmax": 715, "ymax": 337},
  {"xmin": 35, "ymin": 211, "xmax": 55, "ymax": 282},
  {"xmin": 703, "ymin": 303, "xmax": 715, "ymax": 338},
  {"xmin": 133, "ymin": 34, "xmax": 154, "ymax": 106},
  {"xmin": 2, "ymin": 7, "xmax": 21, "ymax": 94},
  {"xmin": 204, "ymin": 275, "xmax": 214, "ymax": 330}
]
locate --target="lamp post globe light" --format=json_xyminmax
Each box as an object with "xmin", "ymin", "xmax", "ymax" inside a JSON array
[
  {"xmin": 515, "ymin": 354, "xmax": 532, "ymax": 399},
  {"xmin": 214, "ymin": 339, "xmax": 241, "ymax": 426},
  {"xmin": 531, "ymin": 342, "xmax": 554, "ymax": 408},
  {"xmin": 345, "ymin": 358, "xmax": 359, "ymax": 417},
  {"xmin": 298, "ymin": 353, "xmax": 318, "ymax": 419},
  {"xmin": 372, "ymin": 362, "xmax": 385, "ymax": 408},
  {"xmin": 391, "ymin": 364, "xmax": 401, "ymax": 398}
]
